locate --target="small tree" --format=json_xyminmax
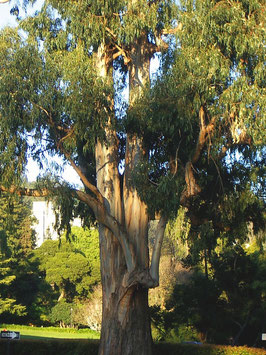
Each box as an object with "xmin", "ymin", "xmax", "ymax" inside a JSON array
[
  {"xmin": 74, "ymin": 284, "xmax": 103, "ymax": 331},
  {"xmin": 49, "ymin": 300, "xmax": 74, "ymax": 328},
  {"xmin": 34, "ymin": 238, "xmax": 97, "ymax": 302}
]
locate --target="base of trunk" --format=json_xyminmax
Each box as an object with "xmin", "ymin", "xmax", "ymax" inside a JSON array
[{"xmin": 99, "ymin": 286, "xmax": 152, "ymax": 355}]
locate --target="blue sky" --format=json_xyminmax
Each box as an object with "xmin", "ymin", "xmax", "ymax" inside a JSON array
[
  {"xmin": 0, "ymin": 0, "xmax": 44, "ymax": 29},
  {"xmin": 0, "ymin": 2, "xmax": 17, "ymax": 29}
]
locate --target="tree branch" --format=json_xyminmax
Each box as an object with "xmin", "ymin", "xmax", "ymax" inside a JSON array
[
  {"xmin": 192, "ymin": 106, "xmax": 215, "ymax": 164},
  {"xmin": 75, "ymin": 189, "xmax": 136, "ymax": 272},
  {"xmin": 32, "ymin": 102, "xmax": 105, "ymax": 205},
  {"xmin": 24, "ymin": 97, "xmax": 137, "ymax": 274},
  {"xmin": 60, "ymin": 145, "xmax": 105, "ymax": 206},
  {"xmin": 181, "ymin": 106, "xmax": 216, "ymax": 206},
  {"xmin": 0, "ymin": 183, "xmax": 135, "ymax": 270},
  {"xmin": 0, "ymin": 185, "xmax": 50, "ymax": 197},
  {"xmin": 149, "ymin": 215, "xmax": 167, "ymax": 286}
]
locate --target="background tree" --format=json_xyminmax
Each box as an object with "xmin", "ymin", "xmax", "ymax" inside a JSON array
[
  {"xmin": 74, "ymin": 284, "xmax": 103, "ymax": 332},
  {"xmin": 33, "ymin": 235, "xmax": 99, "ymax": 302},
  {"xmin": 166, "ymin": 242, "xmax": 266, "ymax": 347},
  {"xmin": 148, "ymin": 207, "xmax": 191, "ymax": 338},
  {"xmin": 0, "ymin": 0, "xmax": 264, "ymax": 353},
  {"xmin": 0, "ymin": 256, "xmax": 26, "ymax": 318},
  {"xmin": 0, "ymin": 192, "xmax": 36, "ymax": 258},
  {"xmin": 48, "ymin": 300, "xmax": 75, "ymax": 328},
  {"xmin": 69, "ymin": 227, "xmax": 101, "ymax": 288},
  {"xmin": 0, "ymin": 191, "xmax": 54, "ymax": 324}
]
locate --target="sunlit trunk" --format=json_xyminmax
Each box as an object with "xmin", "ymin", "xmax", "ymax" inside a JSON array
[
  {"xmin": 96, "ymin": 132, "xmax": 152, "ymax": 354},
  {"xmin": 95, "ymin": 37, "xmax": 153, "ymax": 354},
  {"xmin": 98, "ymin": 226, "xmax": 152, "ymax": 355}
]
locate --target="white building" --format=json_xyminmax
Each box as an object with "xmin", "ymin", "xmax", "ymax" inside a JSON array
[{"xmin": 32, "ymin": 200, "xmax": 81, "ymax": 247}]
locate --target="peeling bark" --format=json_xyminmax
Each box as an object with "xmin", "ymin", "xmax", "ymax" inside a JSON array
[
  {"xmin": 97, "ymin": 35, "xmax": 155, "ymax": 354},
  {"xmin": 99, "ymin": 227, "xmax": 152, "ymax": 355}
]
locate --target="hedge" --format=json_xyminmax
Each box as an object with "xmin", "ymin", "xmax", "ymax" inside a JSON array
[
  {"xmin": 0, "ymin": 339, "xmax": 265, "ymax": 355},
  {"xmin": 153, "ymin": 343, "xmax": 266, "ymax": 355},
  {"xmin": 0, "ymin": 339, "xmax": 99, "ymax": 355}
]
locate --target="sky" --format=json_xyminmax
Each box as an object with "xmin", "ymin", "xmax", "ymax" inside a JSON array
[
  {"xmin": 0, "ymin": 1, "xmax": 18, "ymax": 28},
  {"xmin": 0, "ymin": 1, "xmax": 82, "ymax": 186},
  {"xmin": 0, "ymin": 0, "xmax": 45, "ymax": 28}
]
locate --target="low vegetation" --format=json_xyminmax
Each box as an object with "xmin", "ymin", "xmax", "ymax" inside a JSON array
[{"xmin": 0, "ymin": 337, "xmax": 265, "ymax": 355}]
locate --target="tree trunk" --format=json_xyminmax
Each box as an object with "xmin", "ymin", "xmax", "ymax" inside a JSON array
[
  {"xmin": 96, "ymin": 140, "xmax": 152, "ymax": 354},
  {"xmin": 95, "ymin": 35, "xmax": 155, "ymax": 355},
  {"xmin": 96, "ymin": 127, "xmax": 152, "ymax": 354},
  {"xmin": 98, "ymin": 226, "xmax": 152, "ymax": 355}
]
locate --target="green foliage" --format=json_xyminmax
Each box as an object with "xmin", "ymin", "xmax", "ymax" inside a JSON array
[
  {"xmin": 49, "ymin": 300, "xmax": 74, "ymax": 327},
  {"xmin": 69, "ymin": 227, "xmax": 101, "ymax": 287},
  {"xmin": 33, "ymin": 227, "xmax": 100, "ymax": 302},
  {"xmin": 132, "ymin": 0, "xmax": 265, "ymax": 217},
  {"xmin": 0, "ymin": 338, "xmax": 99, "ymax": 355},
  {"xmin": 0, "ymin": 0, "xmax": 264, "ymax": 223},
  {"xmin": 0, "ymin": 192, "xmax": 54, "ymax": 324},
  {"xmin": 175, "ymin": 0, "xmax": 265, "ymax": 142},
  {"xmin": 0, "ymin": 338, "xmax": 264, "ymax": 355},
  {"xmin": 0, "ymin": 0, "xmax": 177, "ymax": 219},
  {"xmin": 163, "ymin": 207, "xmax": 190, "ymax": 260},
  {"xmin": 6, "ymin": 257, "xmax": 55, "ymax": 325},
  {"xmin": 166, "ymin": 246, "xmax": 266, "ymax": 346},
  {"xmin": 0, "ymin": 193, "xmax": 36, "ymax": 258},
  {"xmin": 0, "ymin": 257, "xmax": 26, "ymax": 317},
  {"xmin": 150, "ymin": 208, "xmax": 265, "ymax": 346}
]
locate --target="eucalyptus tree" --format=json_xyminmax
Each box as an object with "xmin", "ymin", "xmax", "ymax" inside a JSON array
[
  {"xmin": 0, "ymin": 1, "xmax": 176, "ymax": 353},
  {"xmin": 0, "ymin": 1, "xmax": 264, "ymax": 354}
]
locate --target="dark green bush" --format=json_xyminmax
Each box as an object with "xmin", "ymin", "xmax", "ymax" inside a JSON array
[
  {"xmin": 153, "ymin": 343, "xmax": 266, "ymax": 355},
  {"xmin": 0, "ymin": 339, "xmax": 99, "ymax": 355},
  {"xmin": 0, "ymin": 340, "xmax": 265, "ymax": 355}
]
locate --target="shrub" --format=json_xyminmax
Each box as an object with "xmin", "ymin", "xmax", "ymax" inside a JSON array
[
  {"xmin": 0, "ymin": 339, "xmax": 264, "ymax": 355},
  {"xmin": 0, "ymin": 339, "xmax": 99, "ymax": 355},
  {"xmin": 49, "ymin": 301, "xmax": 74, "ymax": 328},
  {"xmin": 153, "ymin": 343, "xmax": 266, "ymax": 355}
]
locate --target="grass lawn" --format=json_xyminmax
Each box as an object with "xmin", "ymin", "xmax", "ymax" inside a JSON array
[{"xmin": 0, "ymin": 324, "xmax": 100, "ymax": 340}]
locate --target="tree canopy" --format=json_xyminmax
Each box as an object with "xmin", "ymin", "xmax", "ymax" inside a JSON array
[{"xmin": 0, "ymin": 0, "xmax": 264, "ymax": 224}]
